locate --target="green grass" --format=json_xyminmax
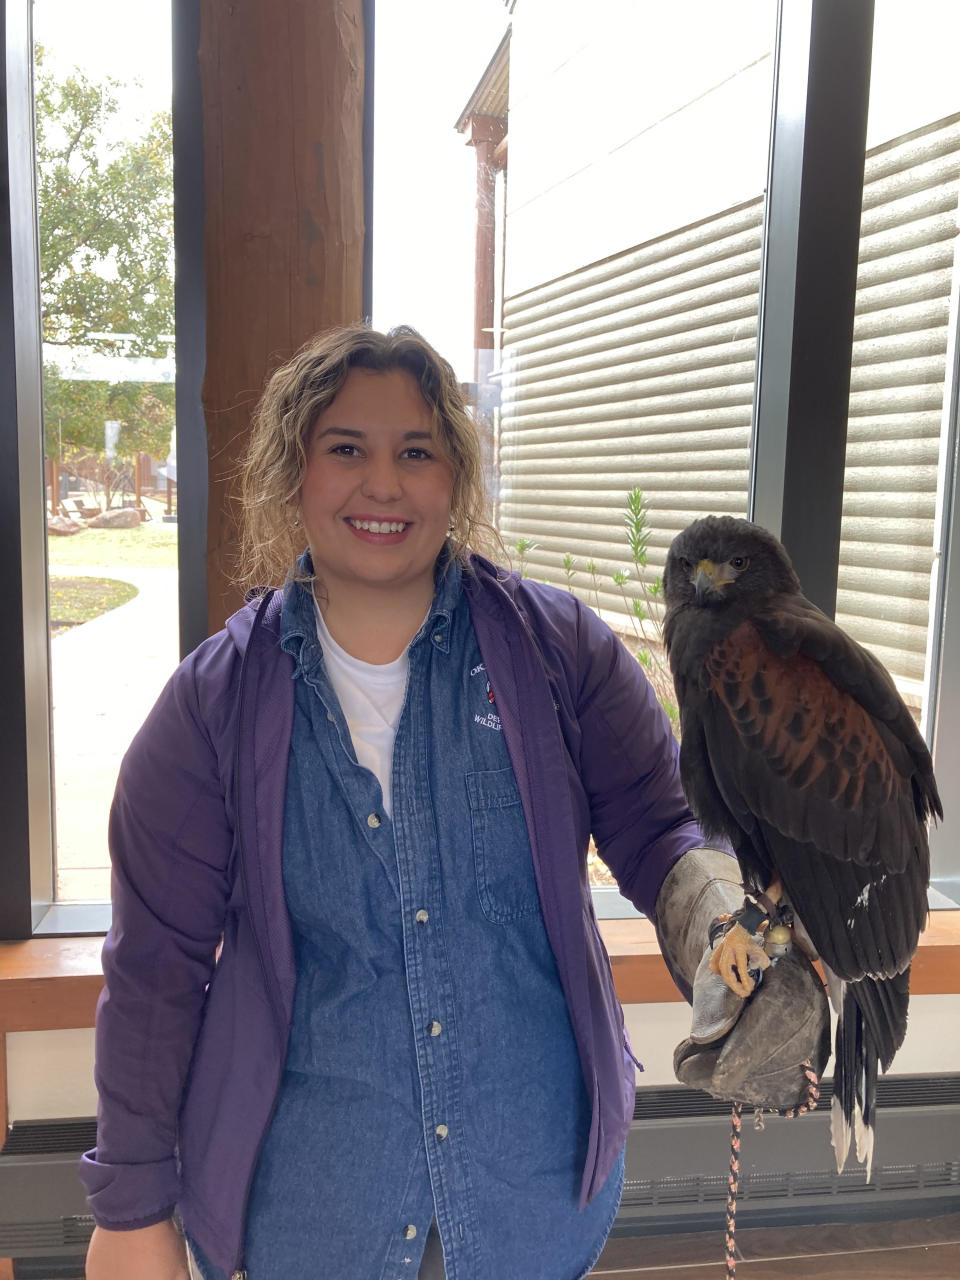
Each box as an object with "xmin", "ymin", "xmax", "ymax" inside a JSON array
[
  {"xmin": 49, "ymin": 576, "xmax": 139, "ymax": 628},
  {"xmin": 47, "ymin": 519, "xmax": 178, "ymax": 571}
]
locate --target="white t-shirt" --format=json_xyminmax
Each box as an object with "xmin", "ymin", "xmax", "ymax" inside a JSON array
[{"xmin": 313, "ymin": 602, "xmax": 409, "ymax": 818}]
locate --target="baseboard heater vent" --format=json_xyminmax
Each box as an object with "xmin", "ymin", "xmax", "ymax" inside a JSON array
[
  {"xmin": 0, "ymin": 1122, "xmax": 95, "ymax": 1264},
  {"xmin": 9, "ymin": 1261, "xmax": 84, "ymax": 1280},
  {"xmin": 0, "ymin": 1215, "xmax": 92, "ymax": 1255},
  {"xmin": 623, "ymin": 1159, "xmax": 959, "ymax": 1206},
  {"xmin": 1, "ymin": 1121, "xmax": 97, "ymax": 1158},
  {"xmin": 632, "ymin": 1072, "xmax": 960, "ymax": 1121},
  {"xmin": 2, "ymin": 1075, "xmax": 958, "ymax": 1261},
  {"xmin": 619, "ymin": 1073, "xmax": 960, "ymax": 1234}
]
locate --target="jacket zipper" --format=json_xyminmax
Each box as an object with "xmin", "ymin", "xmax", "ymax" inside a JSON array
[{"xmin": 227, "ymin": 589, "xmax": 289, "ymax": 1278}]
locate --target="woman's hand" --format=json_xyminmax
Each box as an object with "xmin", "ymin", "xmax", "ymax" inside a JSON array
[{"xmin": 85, "ymin": 1219, "xmax": 191, "ymax": 1280}]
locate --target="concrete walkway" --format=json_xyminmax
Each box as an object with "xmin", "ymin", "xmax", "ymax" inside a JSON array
[{"xmin": 50, "ymin": 564, "xmax": 179, "ymax": 900}]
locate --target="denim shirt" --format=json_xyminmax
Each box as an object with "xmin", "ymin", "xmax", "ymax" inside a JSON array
[{"xmin": 192, "ymin": 561, "xmax": 623, "ymax": 1279}]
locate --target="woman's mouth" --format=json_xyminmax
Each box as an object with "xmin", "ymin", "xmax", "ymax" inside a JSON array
[
  {"xmin": 344, "ymin": 517, "xmax": 412, "ymax": 542},
  {"xmin": 346, "ymin": 518, "xmax": 410, "ymax": 534}
]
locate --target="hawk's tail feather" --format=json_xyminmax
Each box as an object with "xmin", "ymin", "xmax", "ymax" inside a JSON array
[
  {"xmin": 831, "ymin": 972, "xmax": 910, "ymax": 1178},
  {"xmin": 831, "ymin": 981, "xmax": 856, "ymax": 1173}
]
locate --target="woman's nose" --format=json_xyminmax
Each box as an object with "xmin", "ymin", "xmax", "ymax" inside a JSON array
[{"xmin": 360, "ymin": 454, "xmax": 403, "ymax": 500}]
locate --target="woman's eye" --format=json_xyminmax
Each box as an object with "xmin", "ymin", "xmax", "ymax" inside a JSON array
[
  {"xmin": 329, "ymin": 443, "xmax": 361, "ymax": 457},
  {"xmin": 730, "ymin": 556, "xmax": 749, "ymax": 571},
  {"xmin": 402, "ymin": 447, "xmax": 433, "ymax": 461}
]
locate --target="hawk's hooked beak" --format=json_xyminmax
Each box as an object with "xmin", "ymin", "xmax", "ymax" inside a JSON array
[{"xmin": 692, "ymin": 559, "xmax": 734, "ymax": 603}]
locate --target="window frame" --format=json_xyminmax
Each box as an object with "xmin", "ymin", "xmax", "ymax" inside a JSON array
[
  {"xmin": 1, "ymin": 0, "xmax": 56, "ymax": 939},
  {"xmin": 0, "ymin": 0, "xmax": 208, "ymax": 939}
]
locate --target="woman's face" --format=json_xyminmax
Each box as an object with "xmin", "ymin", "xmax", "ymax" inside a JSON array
[{"xmin": 300, "ymin": 367, "xmax": 455, "ymax": 602}]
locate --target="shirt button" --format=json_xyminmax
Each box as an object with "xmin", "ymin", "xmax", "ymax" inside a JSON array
[
  {"xmin": 415, "ymin": 909, "xmax": 429, "ymax": 924},
  {"xmin": 428, "ymin": 1020, "xmax": 442, "ymax": 1037},
  {"xmin": 367, "ymin": 813, "xmax": 382, "ymax": 828},
  {"xmin": 326, "ymin": 711, "xmax": 335, "ymax": 722},
  {"xmin": 433, "ymin": 631, "xmax": 443, "ymax": 645},
  {"xmin": 435, "ymin": 1123, "xmax": 449, "ymax": 1140},
  {"xmin": 403, "ymin": 1224, "xmax": 417, "ymax": 1239}
]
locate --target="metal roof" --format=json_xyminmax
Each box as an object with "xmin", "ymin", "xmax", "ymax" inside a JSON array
[{"xmin": 455, "ymin": 28, "xmax": 510, "ymax": 133}]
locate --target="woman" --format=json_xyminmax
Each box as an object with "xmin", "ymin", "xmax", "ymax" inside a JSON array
[{"xmin": 80, "ymin": 325, "xmax": 717, "ymax": 1280}]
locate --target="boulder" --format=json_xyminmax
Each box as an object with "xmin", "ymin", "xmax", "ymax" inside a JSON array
[
  {"xmin": 47, "ymin": 516, "xmax": 86, "ymax": 536},
  {"xmin": 88, "ymin": 507, "xmax": 142, "ymax": 529}
]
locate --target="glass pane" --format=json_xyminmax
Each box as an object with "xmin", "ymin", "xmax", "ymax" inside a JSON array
[
  {"xmin": 838, "ymin": 0, "xmax": 960, "ymax": 741},
  {"xmin": 374, "ymin": 0, "xmax": 776, "ymax": 889},
  {"xmin": 35, "ymin": 0, "xmax": 177, "ymax": 902}
]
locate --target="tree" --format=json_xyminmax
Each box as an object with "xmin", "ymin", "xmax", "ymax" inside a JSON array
[
  {"xmin": 42, "ymin": 367, "xmax": 174, "ymax": 459},
  {"xmin": 35, "ymin": 46, "xmax": 175, "ymax": 476}
]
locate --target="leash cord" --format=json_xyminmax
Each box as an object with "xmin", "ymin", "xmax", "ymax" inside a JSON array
[{"xmin": 723, "ymin": 1062, "xmax": 820, "ymax": 1277}]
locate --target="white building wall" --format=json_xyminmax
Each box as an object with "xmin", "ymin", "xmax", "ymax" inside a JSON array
[
  {"xmin": 6, "ymin": 994, "xmax": 959, "ymax": 1120},
  {"xmin": 505, "ymin": 0, "xmax": 960, "ymax": 301},
  {"xmin": 624, "ymin": 993, "xmax": 960, "ymax": 1088},
  {"xmin": 504, "ymin": 0, "xmax": 774, "ymax": 297}
]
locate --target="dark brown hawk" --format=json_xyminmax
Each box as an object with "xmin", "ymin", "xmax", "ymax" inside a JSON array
[{"xmin": 662, "ymin": 515, "xmax": 941, "ymax": 1173}]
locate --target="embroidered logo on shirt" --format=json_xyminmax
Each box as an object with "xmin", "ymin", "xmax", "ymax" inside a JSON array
[{"xmin": 470, "ymin": 662, "xmax": 501, "ymax": 731}]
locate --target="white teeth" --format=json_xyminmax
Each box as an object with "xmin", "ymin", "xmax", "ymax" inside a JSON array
[{"xmin": 349, "ymin": 519, "xmax": 407, "ymax": 533}]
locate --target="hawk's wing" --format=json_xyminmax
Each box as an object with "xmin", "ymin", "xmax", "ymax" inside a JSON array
[{"xmin": 696, "ymin": 597, "xmax": 934, "ymax": 988}]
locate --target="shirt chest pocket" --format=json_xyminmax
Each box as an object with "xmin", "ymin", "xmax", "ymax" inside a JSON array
[{"xmin": 466, "ymin": 767, "xmax": 541, "ymax": 924}]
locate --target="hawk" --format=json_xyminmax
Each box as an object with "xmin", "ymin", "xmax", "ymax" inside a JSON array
[{"xmin": 662, "ymin": 515, "xmax": 941, "ymax": 1172}]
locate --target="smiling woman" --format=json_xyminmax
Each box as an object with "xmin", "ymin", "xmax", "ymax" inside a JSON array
[
  {"xmin": 236, "ymin": 324, "xmax": 497, "ymax": 595},
  {"xmin": 300, "ymin": 368, "xmax": 455, "ymax": 661},
  {"xmin": 79, "ymin": 322, "xmax": 731, "ymax": 1280}
]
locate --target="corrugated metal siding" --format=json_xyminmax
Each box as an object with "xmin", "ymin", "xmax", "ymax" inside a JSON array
[
  {"xmin": 837, "ymin": 114, "xmax": 960, "ymax": 693},
  {"xmin": 498, "ymin": 115, "xmax": 960, "ymax": 694},
  {"xmin": 498, "ymin": 199, "xmax": 762, "ymax": 623}
]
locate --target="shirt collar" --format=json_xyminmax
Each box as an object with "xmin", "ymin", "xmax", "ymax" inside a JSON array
[
  {"xmin": 280, "ymin": 546, "xmax": 463, "ymax": 661},
  {"xmin": 417, "ymin": 549, "xmax": 461, "ymax": 655}
]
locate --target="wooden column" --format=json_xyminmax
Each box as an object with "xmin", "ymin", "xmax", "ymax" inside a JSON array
[
  {"xmin": 467, "ymin": 114, "xmax": 507, "ymax": 384},
  {"xmin": 199, "ymin": 0, "xmax": 366, "ymax": 631}
]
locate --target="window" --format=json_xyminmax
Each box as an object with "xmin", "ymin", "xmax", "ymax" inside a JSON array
[
  {"xmin": 839, "ymin": 0, "xmax": 960, "ymax": 899},
  {"xmin": 2, "ymin": 0, "xmax": 957, "ymax": 939},
  {"xmin": 373, "ymin": 0, "xmax": 959, "ymax": 908},
  {"xmin": 34, "ymin": 0, "xmax": 176, "ymax": 906},
  {"xmin": 0, "ymin": 0, "xmax": 198, "ymax": 938}
]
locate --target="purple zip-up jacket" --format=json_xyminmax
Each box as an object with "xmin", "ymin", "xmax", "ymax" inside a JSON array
[{"xmin": 79, "ymin": 555, "xmax": 703, "ymax": 1276}]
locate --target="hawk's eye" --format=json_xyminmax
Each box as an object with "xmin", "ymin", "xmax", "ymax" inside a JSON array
[
  {"xmin": 679, "ymin": 557, "xmax": 692, "ymax": 574},
  {"xmin": 730, "ymin": 556, "xmax": 749, "ymax": 572}
]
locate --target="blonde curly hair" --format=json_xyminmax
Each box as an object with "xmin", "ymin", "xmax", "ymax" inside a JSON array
[{"xmin": 236, "ymin": 324, "xmax": 501, "ymax": 591}]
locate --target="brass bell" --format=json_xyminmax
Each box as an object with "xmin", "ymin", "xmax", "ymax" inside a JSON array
[{"xmin": 764, "ymin": 923, "xmax": 793, "ymax": 957}]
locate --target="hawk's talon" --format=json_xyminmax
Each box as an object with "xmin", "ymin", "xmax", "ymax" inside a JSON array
[{"xmin": 709, "ymin": 921, "xmax": 771, "ymax": 998}]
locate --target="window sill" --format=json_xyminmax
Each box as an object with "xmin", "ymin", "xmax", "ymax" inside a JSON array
[
  {"xmin": 597, "ymin": 913, "xmax": 960, "ymax": 1003},
  {"xmin": 1, "ymin": 914, "xmax": 959, "ymax": 1033}
]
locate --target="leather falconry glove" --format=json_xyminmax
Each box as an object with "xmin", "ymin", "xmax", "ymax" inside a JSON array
[{"xmin": 654, "ymin": 848, "xmax": 830, "ymax": 1112}]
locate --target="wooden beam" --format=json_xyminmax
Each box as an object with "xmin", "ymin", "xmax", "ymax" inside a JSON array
[
  {"xmin": 3, "ymin": 915, "xmax": 960, "ymax": 1029},
  {"xmin": 468, "ymin": 114, "xmax": 506, "ymax": 148},
  {"xmin": 464, "ymin": 114, "xmax": 507, "ymax": 381},
  {"xmin": 200, "ymin": 0, "xmax": 367, "ymax": 632},
  {"xmin": 0, "ymin": 938, "xmax": 103, "ymax": 1032}
]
